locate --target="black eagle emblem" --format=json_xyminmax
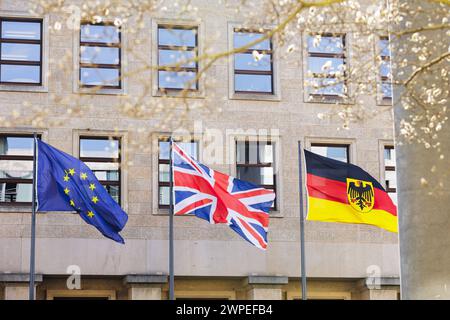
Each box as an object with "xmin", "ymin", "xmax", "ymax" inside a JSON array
[{"xmin": 347, "ymin": 180, "xmax": 374, "ymax": 211}]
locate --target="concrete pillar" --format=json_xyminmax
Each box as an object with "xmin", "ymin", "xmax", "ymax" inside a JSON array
[
  {"xmin": 123, "ymin": 274, "xmax": 167, "ymax": 300},
  {"xmin": 244, "ymin": 276, "xmax": 287, "ymax": 300},
  {"xmin": 0, "ymin": 274, "xmax": 42, "ymax": 300},
  {"xmin": 392, "ymin": 0, "xmax": 450, "ymax": 299}
]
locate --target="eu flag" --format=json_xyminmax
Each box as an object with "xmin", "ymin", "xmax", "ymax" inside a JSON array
[{"xmin": 36, "ymin": 140, "xmax": 128, "ymax": 243}]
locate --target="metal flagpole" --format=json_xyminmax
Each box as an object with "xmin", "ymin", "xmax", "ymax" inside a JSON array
[
  {"xmin": 29, "ymin": 132, "xmax": 38, "ymax": 300},
  {"xmin": 168, "ymin": 136, "xmax": 175, "ymax": 300},
  {"xmin": 298, "ymin": 141, "xmax": 307, "ymax": 300}
]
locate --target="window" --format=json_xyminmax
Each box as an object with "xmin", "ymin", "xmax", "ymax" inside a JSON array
[
  {"xmin": 0, "ymin": 134, "xmax": 39, "ymax": 204},
  {"xmin": 378, "ymin": 36, "xmax": 392, "ymax": 101},
  {"xmin": 306, "ymin": 34, "xmax": 346, "ymax": 99},
  {"xmin": 236, "ymin": 140, "xmax": 276, "ymax": 209},
  {"xmin": 310, "ymin": 144, "xmax": 349, "ymax": 163},
  {"xmin": 79, "ymin": 137, "xmax": 121, "ymax": 204},
  {"xmin": 0, "ymin": 18, "xmax": 42, "ymax": 85},
  {"xmin": 384, "ymin": 146, "xmax": 397, "ymax": 204},
  {"xmin": 157, "ymin": 25, "xmax": 198, "ymax": 91},
  {"xmin": 158, "ymin": 139, "xmax": 198, "ymax": 208},
  {"xmin": 79, "ymin": 22, "xmax": 121, "ymax": 88},
  {"xmin": 233, "ymin": 29, "xmax": 273, "ymax": 94}
]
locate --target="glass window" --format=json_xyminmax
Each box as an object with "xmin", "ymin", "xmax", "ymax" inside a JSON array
[
  {"xmin": 0, "ymin": 18, "xmax": 42, "ymax": 85},
  {"xmin": 0, "ymin": 134, "xmax": 39, "ymax": 204},
  {"xmin": 306, "ymin": 34, "xmax": 346, "ymax": 99},
  {"xmin": 310, "ymin": 144, "xmax": 349, "ymax": 163},
  {"xmin": 158, "ymin": 139, "xmax": 198, "ymax": 208},
  {"xmin": 233, "ymin": 29, "xmax": 273, "ymax": 94},
  {"xmin": 157, "ymin": 26, "xmax": 198, "ymax": 91},
  {"xmin": 79, "ymin": 23, "xmax": 121, "ymax": 88},
  {"xmin": 79, "ymin": 137, "xmax": 121, "ymax": 204},
  {"xmin": 384, "ymin": 146, "xmax": 397, "ymax": 204},
  {"xmin": 236, "ymin": 140, "xmax": 276, "ymax": 209},
  {"xmin": 379, "ymin": 36, "xmax": 392, "ymax": 101}
]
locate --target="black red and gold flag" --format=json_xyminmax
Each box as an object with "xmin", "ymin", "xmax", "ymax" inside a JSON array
[{"xmin": 304, "ymin": 149, "xmax": 398, "ymax": 233}]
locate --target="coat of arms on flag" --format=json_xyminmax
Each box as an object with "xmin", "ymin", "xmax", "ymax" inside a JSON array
[{"xmin": 172, "ymin": 142, "xmax": 276, "ymax": 250}]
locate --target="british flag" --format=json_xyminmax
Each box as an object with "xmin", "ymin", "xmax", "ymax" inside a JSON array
[{"xmin": 172, "ymin": 142, "xmax": 276, "ymax": 250}]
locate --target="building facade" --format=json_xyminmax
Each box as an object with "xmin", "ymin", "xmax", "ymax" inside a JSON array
[{"xmin": 0, "ymin": 0, "xmax": 400, "ymax": 300}]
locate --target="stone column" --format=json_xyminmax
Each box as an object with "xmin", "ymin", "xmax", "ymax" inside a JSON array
[
  {"xmin": 123, "ymin": 274, "xmax": 167, "ymax": 300},
  {"xmin": 355, "ymin": 277, "xmax": 399, "ymax": 300},
  {"xmin": 244, "ymin": 276, "xmax": 287, "ymax": 300},
  {"xmin": 392, "ymin": 0, "xmax": 450, "ymax": 299},
  {"xmin": 0, "ymin": 273, "xmax": 43, "ymax": 300}
]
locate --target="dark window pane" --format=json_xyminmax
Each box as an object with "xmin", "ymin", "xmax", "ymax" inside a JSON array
[
  {"xmin": 0, "ymin": 64, "xmax": 40, "ymax": 83},
  {"xmin": 80, "ymin": 24, "xmax": 119, "ymax": 43},
  {"xmin": 158, "ymin": 49, "xmax": 196, "ymax": 68},
  {"xmin": 80, "ymin": 138, "xmax": 119, "ymax": 158},
  {"xmin": 80, "ymin": 46, "xmax": 120, "ymax": 65},
  {"xmin": 158, "ymin": 71, "xmax": 197, "ymax": 89},
  {"xmin": 0, "ymin": 160, "xmax": 33, "ymax": 179},
  {"xmin": 80, "ymin": 67, "xmax": 119, "ymax": 86},
  {"xmin": 382, "ymin": 82, "xmax": 392, "ymax": 98},
  {"xmin": 234, "ymin": 32, "xmax": 271, "ymax": 50},
  {"xmin": 104, "ymin": 185, "xmax": 119, "ymax": 203},
  {"xmin": 235, "ymin": 74, "xmax": 272, "ymax": 93},
  {"xmin": 237, "ymin": 166, "xmax": 274, "ymax": 185},
  {"xmin": 0, "ymin": 182, "xmax": 32, "ymax": 202},
  {"xmin": 234, "ymin": 53, "xmax": 271, "ymax": 71},
  {"xmin": 311, "ymin": 145, "xmax": 348, "ymax": 163},
  {"xmin": 308, "ymin": 35, "xmax": 344, "ymax": 54},
  {"xmin": 1, "ymin": 43, "xmax": 40, "ymax": 61},
  {"xmin": 1, "ymin": 21, "xmax": 41, "ymax": 40},
  {"xmin": 158, "ymin": 27, "xmax": 196, "ymax": 47},
  {"xmin": 380, "ymin": 60, "xmax": 390, "ymax": 78},
  {"xmin": 0, "ymin": 136, "xmax": 34, "ymax": 156}
]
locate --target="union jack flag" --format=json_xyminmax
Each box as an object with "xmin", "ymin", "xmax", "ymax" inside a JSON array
[{"xmin": 172, "ymin": 142, "xmax": 276, "ymax": 250}]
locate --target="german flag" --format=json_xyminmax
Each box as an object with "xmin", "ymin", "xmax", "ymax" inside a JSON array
[{"xmin": 304, "ymin": 150, "xmax": 398, "ymax": 233}]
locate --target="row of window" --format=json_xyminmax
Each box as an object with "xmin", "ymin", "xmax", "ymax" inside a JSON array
[
  {"xmin": 0, "ymin": 134, "xmax": 397, "ymax": 208},
  {"xmin": 0, "ymin": 18, "xmax": 392, "ymax": 100}
]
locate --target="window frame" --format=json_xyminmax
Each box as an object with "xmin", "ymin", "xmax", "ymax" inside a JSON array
[
  {"xmin": 378, "ymin": 35, "xmax": 393, "ymax": 103},
  {"xmin": 0, "ymin": 17, "xmax": 43, "ymax": 86},
  {"xmin": 157, "ymin": 137, "xmax": 199, "ymax": 209},
  {"xmin": 310, "ymin": 142, "xmax": 351, "ymax": 163},
  {"xmin": 233, "ymin": 28, "xmax": 274, "ymax": 95},
  {"xmin": 384, "ymin": 145, "xmax": 396, "ymax": 193},
  {"xmin": 0, "ymin": 133, "xmax": 41, "ymax": 206},
  {"xmin": 305, "ymin": 33, "xmax": 348, "ymax": 102},
  {"xmin": 78, "ymin": 136, "xmax": 122, "ymax": 205},
  {"xmin": 157, "ymin": 24, "xmax": 199, "ymax": 92},
  {"xmin": 78, "ymin": 21, "xmax": 122, "ymax": 89},
  {"xmin": 235, "ymin": 139, "xmax": 277, "ymax": 211}
]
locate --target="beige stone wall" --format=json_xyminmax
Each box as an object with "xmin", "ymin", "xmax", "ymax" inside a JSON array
[{"xmin": 0, "ymin": 0, "xmax": 399, "ymax": 291}]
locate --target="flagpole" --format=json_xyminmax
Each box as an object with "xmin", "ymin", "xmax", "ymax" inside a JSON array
[
  {"xmin": 168, "ymin": 136, "xmax": 175, "ymax": 300},
  {"xmin": 298, "ymin": 141, "xmax": 307, "ymax": 300},
  {"xmin": 29, "ymin": 132, "xmax": 37, "ymax": 300}
]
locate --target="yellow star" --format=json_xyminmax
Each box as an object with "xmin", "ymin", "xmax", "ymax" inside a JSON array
[
  {"xmin": 70, "ymin": 199, "xmax": 75, "ymax": 207},
  {"xmin": 92, "ymin": 196, "xmax": 99, "ymax": 204},
  {"xmin": 63, "ymin": 175, "xmax": 70, "ymax": 182},
  {"xmin": 87, "ymin": 211, "xmax": 95, "ymax": 218},
  {"xmin": 80, "ymin": 172, "xmax": 88, "ymax": 180},
  {"xmin": 68, "ymin": 168, "xmax": 75, "ymax": 176},
  {"xmin": 64, "ymin": 188, "xmax": 70, "ymax": 195},
  {"xmin": 89, "ymin": 183, "xmax": 96, "ymax": 191}
]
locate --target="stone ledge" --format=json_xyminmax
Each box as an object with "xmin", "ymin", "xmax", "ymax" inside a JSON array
[
  {"xmin": 358, "ymin": 276, "xmax": 400, "ymax": 289},
  {"xmin": 245, "ymin": 275, "xmax": 289, "ymax": 285},
  {"xmin": 0, "ymin": 273, "xmax": 43, "ymax": 283},
  {"xmin": 123, "ymin": 274, "xmax": 168, "ymax": 285}
]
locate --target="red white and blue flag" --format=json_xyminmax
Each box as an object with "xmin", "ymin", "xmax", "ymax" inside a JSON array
[{"xmin": 172, "ymin": 142, "xmax": 276, "ymax": 250}]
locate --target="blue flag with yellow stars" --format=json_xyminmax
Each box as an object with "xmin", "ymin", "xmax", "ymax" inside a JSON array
[{"xmin": 36, "ymin": 140, "xmax": 128, "ymax": 243}]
